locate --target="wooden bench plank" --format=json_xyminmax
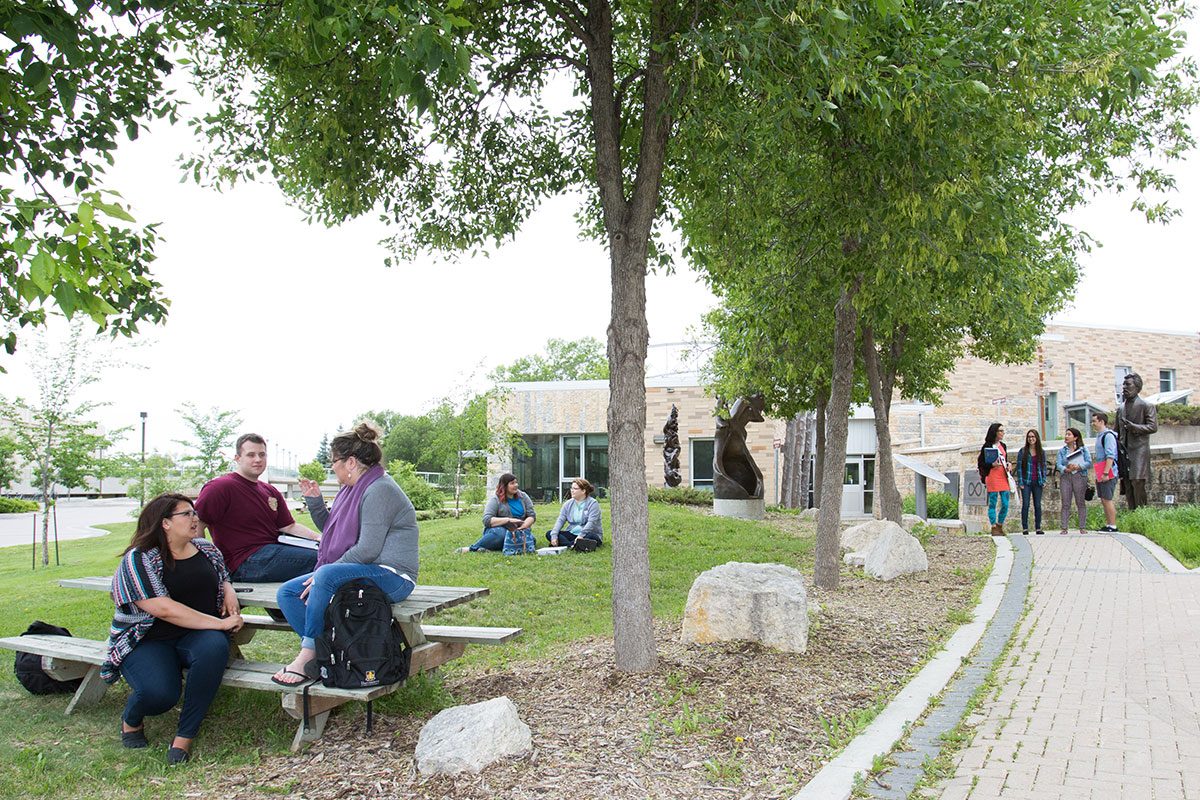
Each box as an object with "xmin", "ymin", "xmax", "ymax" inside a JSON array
[
  {"xmin": 422, "ymin": 625, "xmax": 523, "ymax": 644},
  {"xmin": 0, "ymin": 635, "xmax": 107, "ymax": 663}
]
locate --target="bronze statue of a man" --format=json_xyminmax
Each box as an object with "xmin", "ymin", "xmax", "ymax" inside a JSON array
[{"xmin": 1116, "ymin": 372, "xmax": 1158, "ymax": 510}]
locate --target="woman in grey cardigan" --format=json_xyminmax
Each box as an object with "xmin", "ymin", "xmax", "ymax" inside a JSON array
[
  {"xmin": 547, "ymin": 477, "xmax": 603, "ymax": 552},
  {"xmin": 272, "ymin": 422, "xmax": 418, "ymax": 685},
  {"xmin": 458, "ymin": 473, "xmax": 536, "ymax": 553}
]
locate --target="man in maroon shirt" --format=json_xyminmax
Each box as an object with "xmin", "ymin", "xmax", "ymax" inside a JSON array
[{"xmin": 195, "ymin": 433, "xmax": 321, "ymax": 582}]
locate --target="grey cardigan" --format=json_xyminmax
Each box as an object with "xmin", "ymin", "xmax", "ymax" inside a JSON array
[
  {"xmin": 305, "ymin": 475, "xmax": 419, "ymax": 580},
  {"xmin": 482, "ymin": 490, "xmax": 536, "ymax": 529},
  {"xmin": 549, "ymin": 496, "xmax": 602, "ymax": 542}
]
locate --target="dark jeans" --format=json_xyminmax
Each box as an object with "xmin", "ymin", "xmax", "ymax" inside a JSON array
[
  {"xmin": 277, "ymin": 564, "xmax": 415, "ymax": 649},
  {"xmin": 469, "ymin": 527, "xmax": 508, "ymax": 552},
  {"xmin": 231, "ymin": 543, "xmax": 318, "ymax": 583},
  {"xmin": 120, "ymin": 629, "xmax": 229, "ymax": 739},
  {"xmin": 545, "ymin": 530, "xmax": 601, "ymax": 547},
  {"xmin": 1019, "ymin": 483, "xmax": 1043, "ymax": 531}
]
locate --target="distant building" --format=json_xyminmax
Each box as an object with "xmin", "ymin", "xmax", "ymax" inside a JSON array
[{"xmin": 488, "ymin": 323, "xmax": 1199, "ymax": 514}]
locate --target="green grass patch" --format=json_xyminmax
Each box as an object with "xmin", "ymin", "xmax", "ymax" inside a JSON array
[
  {"xmin": 0, "ymin": 501, "xmax": 813, "ymax": 798},
  {"xmin": 1115, "ymin": 504, "xmax": 1200, "ymax": 568}
]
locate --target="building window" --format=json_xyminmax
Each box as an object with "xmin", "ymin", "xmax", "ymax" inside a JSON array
[
  {"xmin": 513, "ymin": 435, "xmax": 560, "ymax": 504},
  {"xmin": 1043, "ymin": 392, "xmax": 1058, "ymax": 440},
  {"xmin": 1114, "ymin": 365, "xmax": 1132, "ymax": 405},
  {"xmin": 1160, "ymin": 369, "xmax": 1176, "ymax": 394},
  {"xmin": 863, "ymin": 456, "xmax": 875, "ymax": 516},
  {"xmin": 691, "ymin": 438, "xmax": 715, "ymax": 490},
  {"xmin": 1069, "ymin": 363, "xmax": 1077, "ymax": 402}
]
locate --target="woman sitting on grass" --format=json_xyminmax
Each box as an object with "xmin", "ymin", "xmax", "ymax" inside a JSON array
[
  {"xmin": 272, "ymin": 422, "xmax": 419, "ymax": 685},
  {"xmin": 458, "ymin": 473, "xmax": 536, "ymax": 554},
  {"xmin": 103, "ymin": 493, "xmax": 244, "ymax": 765},
  {"xmin": 547, "ymin": 477, "xmax": 603, "ymax": 552}
]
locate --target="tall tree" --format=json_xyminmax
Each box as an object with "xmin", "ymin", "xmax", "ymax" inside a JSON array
[
  {"xmin": 490, "ymin": 337, "xmax": 610, "ymax": 382},
  {"xmin": 0, "ymin": 435, "xmax": 18, "ymax": 491},
  {"xmin": 174, "ymin": 404, "xmax": 243, "ymax": 482},
  {"xmin": 177, "ymin": 0, "xmax": 812, "ymax": 671},
  {"xmin": 0, "ymin": 1, "xmax": 174, "ymax": 363}
]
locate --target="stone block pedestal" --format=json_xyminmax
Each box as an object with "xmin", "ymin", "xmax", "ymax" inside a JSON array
[{"xmin": 713, "ymin": 497, "xmax": 765, "ymax": 520}]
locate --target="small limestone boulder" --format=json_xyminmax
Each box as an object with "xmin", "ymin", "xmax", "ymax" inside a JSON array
[
  {"xmin": 901, "ymin": 513, "xmax": 925, "ymax": 531},
  {"xmin": 843, "ymin": 551, "xmax": 866, "ymax": 567},
  {"xmin": 681, "ymin": 562, "xmax": 808, "ymax": 653},
  {"xmin": 862, "ymin": 528, "xmax": 929, "ymax": 581},
  {"xmin": 800, "ymin": 507, "xmax": 819, "ymax": 520},
  {"xmin": 415, "ymin": 696, "xmax": 532, "ymax": 776},
  {"xmin": 840, "ymin": 519, "xmax": 897, "ymax": 552}
]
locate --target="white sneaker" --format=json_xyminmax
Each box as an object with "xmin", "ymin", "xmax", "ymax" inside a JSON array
[{"xmin": 455, "ymin": 546, "xmax": 471, "ymax": 554}]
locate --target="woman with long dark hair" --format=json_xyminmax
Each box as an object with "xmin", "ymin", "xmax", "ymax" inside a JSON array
[
  {"xmin": 1016, "ymin": 429, "xmax": 1047, "ymax": 535},
  {"xmin": 102, "ymin": 493, "xmax": 243, "ymax": 765},
  {"xmin": 977, "ymin": 422, "xmax": 1015, "ymax": 536},
  {"xmin": 458, "ymin": 473, "xmax": 537, "ymax": 553},
  {"xmin": 1057, "ymin": 427, "xmax": 1093, "ymax": 535},
  {"xmin": 274, "ymin": 422, "xmax": 419, "ymax": 684}
]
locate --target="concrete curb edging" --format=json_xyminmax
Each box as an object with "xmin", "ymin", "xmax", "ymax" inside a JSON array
[
  {"xmin": 791, "ymin": 536, "xmax": 1015, "ymax": 800},
  {"xmin": 1120, "ymin": 532, "xmax": 1199, "ymax": 573}
]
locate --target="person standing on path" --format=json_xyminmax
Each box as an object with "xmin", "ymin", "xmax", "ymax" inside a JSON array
[
  {"xmin": 1057, "ymin": 427, "xmax": 1092, "ymax": 535},
  {"xmin": 977, "ymin": 423, "xmax": 1014, "ymax": 536},
  {"xmin": 1016, "ymin": 429, "xmax": 1047, "ymax": 535},
  {"xmin": 1116, "ymin": 372, "xmax": 1158, "ymax": 510},
  {"xmin": 1092, "ymin": 412, "xmax": 1120, "ymax": 532}
]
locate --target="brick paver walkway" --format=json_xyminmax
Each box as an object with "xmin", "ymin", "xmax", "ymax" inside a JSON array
[{"xmin": 937, "ymin": 535, "xmax": 1200, "ymax": 800}]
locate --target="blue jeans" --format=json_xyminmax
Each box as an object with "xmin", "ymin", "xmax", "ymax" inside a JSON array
[
  {"xmin": 987, "ymin": 491, "xmax": 1010, "ymax": 525},
  {"xmin": 277, "ymin": 563, "xmax": 415, "ymax": 650},
  {"xmin": 1019, "ymin": 484, "xmax": 1044, "ymax": 531},
  {"xmin": 469, "ymin": 527, "xmax": 508, "ymax": 552},
  {"xmin": 231, "ymin": 543, "xmax": 318, "ymax": 583},
  {"xmin": 120, "ymin": 630, "xmax": 229, "ymax": 739}
]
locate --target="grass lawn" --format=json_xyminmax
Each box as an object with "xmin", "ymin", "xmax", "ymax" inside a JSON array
[
  {"xmin": 0, "ymin": 501, "xmax": 813, "ymax": 799},
  {"xmin": 1112, "ymin": 504, "xmax": 1200, "ymax": 568}
]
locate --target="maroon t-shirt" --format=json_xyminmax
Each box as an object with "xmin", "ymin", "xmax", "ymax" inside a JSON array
[{"xmin": 194, "ymin": 472, "xmax": 295, "ymax": 574}]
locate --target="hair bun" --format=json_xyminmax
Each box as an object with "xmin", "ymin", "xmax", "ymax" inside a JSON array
[{"xmin": 354, "ymin": 421, "xmax": 381, "ymax": 443}]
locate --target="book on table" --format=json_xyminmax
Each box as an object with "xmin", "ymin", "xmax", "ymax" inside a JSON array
[{"xmin": 277, "ymin": 534, "xmax": 319, "ymax": 551}]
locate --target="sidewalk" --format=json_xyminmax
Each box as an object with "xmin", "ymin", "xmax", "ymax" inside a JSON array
[
  {"xmin": 0, "ymin": 498, "xmax": 136, "ymax": 549},
  {"xmin": 935, "ymin": 534, "xmax": 1200, "ymax": 800}
]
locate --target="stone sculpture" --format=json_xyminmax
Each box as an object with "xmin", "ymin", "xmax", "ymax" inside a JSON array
[
  {"xmin": 713, "ymin": 394, "xmax": 766, "ymax": 500},
  {"xmin": 663, "ymin": 404, "xmax": 682, "ymax": 488}
]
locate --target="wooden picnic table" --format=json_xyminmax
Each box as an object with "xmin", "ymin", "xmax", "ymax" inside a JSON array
[{"xmin": 0, "ymin": 576, "xmax": 520, "ymax": 750}]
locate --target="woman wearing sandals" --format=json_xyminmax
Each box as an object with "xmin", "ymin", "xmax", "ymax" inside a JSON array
[
  {"xmin": 1016, "ymin": 429, "xmax": 1048, "ymax": 535},
  {"xmin": 1057, "ymin": 427, "xmax": 1093, "ymax": 535},
  {"xmin": 272, "ymin": 422, "xmax": 419, "ymax": 686},
  {"xmin": 103, "ymin": 493, "xmax": 244, "ymax": 765},
  {"xmin": 977, "ymin": 423, "xmax": 1015, "ymax": 536}
]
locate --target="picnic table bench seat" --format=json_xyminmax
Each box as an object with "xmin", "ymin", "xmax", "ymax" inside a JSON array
[
  {"xmin": 0, "ymin": 632, "xmax": 468, "ymax": 750},
  {"xmin": 3, "ymin": 577, "xmax": 523, "ymax": 749}
]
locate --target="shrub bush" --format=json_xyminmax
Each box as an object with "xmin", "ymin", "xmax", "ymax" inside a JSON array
[
  {"xmin": 0, "ymin": 497, "xmax": 38, "ymax": 514},
  {"xmin": 901, "ymin": 491, "xmax": 959, "ymax": 520},
  {"xmin": 1156, "ymin": 404, "xmax": 1200, "ymax": 426},
  {"xmin": 648, "ymin": 486, "xmax": 713, "ymax": 506},
  {"xmin": 386, "ymin": 460, "xmax": 444, "ymax": 511},
  {"xmin": 298, "ymin": 461, "xmax": 327, "ymax": 481}
]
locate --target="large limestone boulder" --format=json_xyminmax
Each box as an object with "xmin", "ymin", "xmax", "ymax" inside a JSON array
[
  {"xmin": 415, "ymin": 696, "xmax": 532, "ymax": 775},
  {"xmin": 862, "ymin": 528, "xmax": 929, "ymax": 581},
  {"xmin": 681, "ymin": 562, "xmax": 808, "ymax": 653},
  {"xmin": 840, "ymin": 519, "xmax": 899, "ymax": 552}
]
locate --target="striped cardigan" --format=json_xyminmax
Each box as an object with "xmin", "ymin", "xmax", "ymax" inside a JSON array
[{"xmin": 101, "ymin": 538, "xmax": 230, "ymax": 684}]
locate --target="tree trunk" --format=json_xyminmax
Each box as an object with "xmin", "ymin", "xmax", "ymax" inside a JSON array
[
  {"xmin": 780, "ymin": 415, "xmax": 796, "ymax": 507},
  {"xmin": 862, "ymin": 326, "xmax": 902, "ymax": 522},
  {"xmin": 814, "ymin": 393, "xmax": 827, "ymax": 509},
  {"xmin": 582, "ymin": 0, "xmax": 673, "ymax": 673},
  {"xmin": 814, "ymin": 285, "xmax": 859, "ymax": 590},
  {"xmin": 798, "ymin": 410, "xmax": 813, "ymax": 508}
]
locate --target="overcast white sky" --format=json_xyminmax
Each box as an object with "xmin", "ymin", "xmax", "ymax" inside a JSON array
[{"xmin": 3, "ymin": 29, "xmax": 1199, "ymax": 468}]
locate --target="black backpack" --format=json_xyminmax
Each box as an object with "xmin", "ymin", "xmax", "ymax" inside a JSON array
[
  {"xmin": 313, "ymin": 579, "xmax": 411, "ymax": 689},
  {"xmin": 14, "ymin": 621, "xmax": 83, "ymax": 695}
]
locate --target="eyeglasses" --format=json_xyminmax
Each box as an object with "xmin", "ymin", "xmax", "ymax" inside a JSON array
[
  {"xmin": 331, "ymin": 456, "xmax": 346, "ymax": 464},
  {"xmin": 168, "ymin": 509, "xmax": 199, "ymax": 519}
]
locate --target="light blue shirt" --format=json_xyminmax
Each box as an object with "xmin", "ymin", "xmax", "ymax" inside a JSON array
[
  {"xmin": 1094, "ymin": 428, "xmax": 1119, "ymax": 479},
  {"xmin": 1057, "ymin": 444, "xmax": 1093, "ymax": 471}
]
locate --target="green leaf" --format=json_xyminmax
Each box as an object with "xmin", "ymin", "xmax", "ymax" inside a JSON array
[
  {"xmin": 829, "ymin": 8, "xmax": 850, "ymax": 21},
  {"xmin": 92, "ymin": 200, "xmax": 136, "ymax": 223},
  {"xmin": 969, "ymin": 80, "xmax": 991, "ymax": 95},
  {"xmin": 30, "ymin": 251, "xmax": 57, "ymax": 294}
]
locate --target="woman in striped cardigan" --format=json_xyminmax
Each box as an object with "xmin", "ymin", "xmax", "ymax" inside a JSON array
[{"xmin": 103, "ymin": 494, "xmax": 243, "ymax": 765}]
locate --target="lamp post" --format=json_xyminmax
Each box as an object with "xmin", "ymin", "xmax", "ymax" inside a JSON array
[{"xmin": 139, "ymin": 411, "xmax": 147, "ymax": 506}]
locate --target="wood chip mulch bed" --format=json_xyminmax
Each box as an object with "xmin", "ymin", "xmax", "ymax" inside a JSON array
[{"xmin": 204, "ymin": 523, "xmax": 992, "ymax": 800}]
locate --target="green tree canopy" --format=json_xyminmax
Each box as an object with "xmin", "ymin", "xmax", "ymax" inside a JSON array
[
  {"xmin": 490, "ymin": 337, "xmax": 610, "ymax": 383},
  {"xmin": 1, "ymin": 1, "xmax": 175, "ymax": 363}
]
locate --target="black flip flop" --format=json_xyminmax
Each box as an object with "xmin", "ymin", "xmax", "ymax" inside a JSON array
[{"xmin": 270, "ymin": 669, "xmax": 310, "ymax": 687}]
